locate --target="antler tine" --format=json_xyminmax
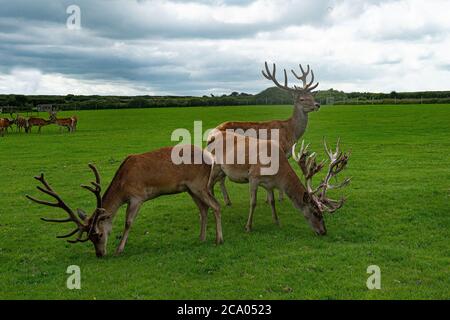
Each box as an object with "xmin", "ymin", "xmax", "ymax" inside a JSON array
[
  {"xmin": 321, "ymin": 197, "xmax": 346, "ymax": 213},
  {"xmin": 81, "ymin": 164, "xmax": 102, "ymax": 208},
  {"xmin": 293, "ymin": 141, "xmax": 326, "ymax": 194},
  {"xmin": 318, "ymin": 138, "xmax": 351, "ymax": 208},
  {"xmin": 300, "ymin": 64, "xmax": 310, "ymax": 76},
  {"xmin": 262, "ymin": 61, "xmax": 297, "ymax": 93},
  {"xmin": 291, "ymin": 64, "xmax": 309, "ymax": 85},
  {"xmin": 307, "ymin": 70, "xmax": 315, "ymax": 88},
  {"xmin": 88, "ymin": 163, "xmax": 101, "ymax": 185},
  {"xmin": 292, "ymin": 143, "xmax": 299, "ymax": 161},
  {"xmin": 26, "ymin": 173, "xmax": 84, "ymax": 228},
  {"xmin": 291, "ymin": 64, "xmax": 319, "ymax": 91},
  {"xmin": 56, "ymin": 227, "xmax": 80, "ymax": 238}
]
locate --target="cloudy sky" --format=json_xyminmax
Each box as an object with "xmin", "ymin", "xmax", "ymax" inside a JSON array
[{"xmin": 0, "ymin": 0, "xmax": 449, "ymax": 96}]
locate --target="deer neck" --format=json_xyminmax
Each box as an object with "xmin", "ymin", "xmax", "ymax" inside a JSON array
[
  {"xmin": 279, "ymin": 167, "xmax": 307, "ymax": 211},
  {"xmin": 288, "ymin": 105, "xmax": 308, "ymax": 142},
  {"xmin": 101, "ymin": 185, "xmax": 125, "ymax": 219}
]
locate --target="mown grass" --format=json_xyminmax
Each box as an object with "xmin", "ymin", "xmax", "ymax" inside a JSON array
[{"xmin": 0, "ymin": 104, "xmax": 449, "ymax": 299}]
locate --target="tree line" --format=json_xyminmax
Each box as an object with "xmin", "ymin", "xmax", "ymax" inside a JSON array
[{"xmin": 1, "ymin": 88, "xmax": 450, "ymax": 112}]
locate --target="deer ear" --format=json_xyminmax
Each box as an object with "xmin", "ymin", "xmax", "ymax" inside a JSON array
[{"xmin": 77, "ymin": 208, "xmax": 87, "ymax": 221}]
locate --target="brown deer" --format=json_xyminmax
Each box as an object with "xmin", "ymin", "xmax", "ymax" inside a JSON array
[
  {"xmin": 26, "ymin": 145, "xmax": 223, "ymax": 257},
  {"xmin": 15, "ymin": 116, "xmax": 29, "ymax": 133},
  {"xmin": 0, "ymin": 117, "xmax": 15, "ymax": 136},
  {"xmin": 26, "ymin": 116, "xmax": 52, "ymax": 133},
  {"xmin": 207, "ymin": 131, "xmax": 350, "ymax": 233},
  {"xmin": 49, "ymin": 112, "xmax": 77, "ymax": 133},
  {"xmin": 210, "ymin": 62, "xmax": 320, "ymax": 205}
]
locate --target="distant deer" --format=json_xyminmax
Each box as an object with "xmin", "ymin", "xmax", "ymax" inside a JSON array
[
  {"xmin": 210, "ymin": 62, "xmax": 320, "ymax": 205},
  {"xmin": 0, "ymin": 117, "xmax": 14, "ymax": 136},
  {"xmin": 26, "ymin": 116, "xmax": 52, "ymax": 133},
  {"xmin": 49, "ymin": 111, "xmax": 78, "ymax": 133},
  {"xmin": 10, "ymin": 113, "xmax": 28, "ymax": 133},
  {"xmin": 26, "ymin": 145, "xmax": 223, "ymax": 257},
  {"xmin": 208, "ymin": 131, "xmax": 350, "ymax": 233}
]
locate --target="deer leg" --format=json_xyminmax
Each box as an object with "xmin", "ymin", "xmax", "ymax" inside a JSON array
[
  {"xmin": 194, "ymin": 189, "xmax": 223, "ymax": 244},
  {"xmin": 245, "ymin": 181, "xmax": 258, "ymax": 232},
  {"xmin": 115, "ymin": 199, "xmax": 143, "ymax": 255},
  {"xmin": 208, "ymin": 162, "xmax": 231, "ymax": 206},
  {"xmin": 278, "ymin": 190, "xmax": 284, "ymax": 201},
  {"xmin": 188, "ymin": 191, "xmax": 208, "ymax": 242},
  {"xmin": 219, "ymin": 177, "xmax": 232, "ymax": 206},
  {"xmin": 267, "ymin": 189, "xmax": 280, "ymax": 226}
]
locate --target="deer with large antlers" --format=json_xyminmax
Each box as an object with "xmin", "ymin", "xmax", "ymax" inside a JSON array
[
  {"xmin": 26, "ymin": 145, "xmax": 223, "ymax": 257},
  {"xmin": 207, "ymin": 131, "xmax": 350, "ymax": 233},
  {"xmin": 209, "ymin": 62, "xmax": 320, "ymax": 206}
]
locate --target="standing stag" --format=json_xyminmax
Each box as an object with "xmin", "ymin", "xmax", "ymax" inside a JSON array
[
  {"xmin": 26, "ymin": 115, "xmax": 52, "ymax": 133},
  {"xmin": 49, "ymin": 111, "xmax": 78, "ymax": 133},
  {"xmin": 26, "ymin": 145, "xmax": 223, "ymax": 257},
  {"xmin": 208, "ymin": 131, "xmax": 350, "ymax": 233},
  {"xmin": 209, "ymin": 62, "xmax": 320, "ymax": 205}
]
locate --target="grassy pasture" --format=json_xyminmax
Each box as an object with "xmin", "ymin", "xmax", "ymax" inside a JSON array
[{"xmin": 0, "ymin": 104, "xmax": 449, "ymax": 299}]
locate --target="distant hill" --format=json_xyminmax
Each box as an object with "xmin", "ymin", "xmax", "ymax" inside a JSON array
[
  {"xmin": 255, "ymin": 87, "xmax": 292, "ymax": 102},
  {"xmin": 255, "ymin": 87, "xmax": 349, "ymax": 104}
]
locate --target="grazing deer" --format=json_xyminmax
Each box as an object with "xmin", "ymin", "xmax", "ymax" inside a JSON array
[
  {"xmin": 26, "ymin": 116, "xmax": 52, "ymax": 133},
  {"xmin": 26, "ymin": 145, "xmax": 223, "ymax": 257},
  {"xmin": 210, "ymin": 62, "xmax": 320, "ymax": 205},
  {"xmin": 208, "ymin": 131, "xmax": 350, "ymax": 233},
  {"xmin": 0, "ymin": 117, "xmax": 14, "ymax": 136},
  {"xmin": 49, "ymin": 111, "xmax": 77, "ymax": 133},
  {"xmin": 10, "ymin": 113, "xmax": 28, "ymax": 133},
  {"xmin": 15, "ymin": 116, "xmax": 29, "ymax": 133}
]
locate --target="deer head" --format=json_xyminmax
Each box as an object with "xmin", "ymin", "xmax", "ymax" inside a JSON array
[
  {"xmin": 26, "ymin": 164, "xmax": 112, "ymax": 257},
  {"xmin": 262, "ymin": 61, "xmax": 320, "ymax": 113},
  {"xmin": 292, "ymin": 139, "xmax": 351, "ymax": 235}
]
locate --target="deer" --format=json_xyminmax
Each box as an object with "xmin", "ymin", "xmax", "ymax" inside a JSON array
[
  {"xmin": 209, "ymin": 62, "xmax": 320, "ymax": 206},
  {"xmin": 26, "ymin": 145, "xmax": 223, "ymax": 257},
  {"xmin": 15, "ymin": 116, "xmax": 29, "ymax": 133},
  {"xmin": 0, "ymin": 117, "xmax": 14, "ymax": 136},
  {"xmin": 49, "ymin": 111, "xmax": 77, "ymax": 133},
  {"xmin": 9, "ymin": 113, "xmax": 28, "ymax": 133},
  {"xmin": 207, "ymin": 131, "xmax": 350, "ymax": 233},
  {"xmin": 26, "ymin": 116, "xmax": 52, "ymax": 133}
]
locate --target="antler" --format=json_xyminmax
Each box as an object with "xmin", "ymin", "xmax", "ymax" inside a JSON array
[
  {"xmin": 292, "ymin": 138, "xmax": 351, "ymax": 213},
  {"xmin": 318, "ymin": 138, "xmax": 351, "ymax": 212},
  {"xmin": 262, "ymin": 61, "xmax": 319, "ymax": 93},
  {"xmin": 81, "ymin": 164, "xmax": 102, "ymax": 208},
  {"xmin": 292, "ymin": 141, "xmax": 325, "ymax": 194},
  {"xmin": 26, "ymin": 164, "xmax": 104, "ymax": 243},
  {"xmin": 291, "ymin": 64, "xmax": 319, "ymax": 91},
  {"xmin": 25, "ymin": 173, "xmax": 88, "ymax": 241}
]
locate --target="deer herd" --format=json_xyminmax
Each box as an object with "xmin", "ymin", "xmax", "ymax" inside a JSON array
[
  {"xmin": 0, "ymin": 111, "xmax": 77, "ymax": 136},
  {"xmin": 27, "ymin": 62, "xmax": 352, "ymax": 257}
]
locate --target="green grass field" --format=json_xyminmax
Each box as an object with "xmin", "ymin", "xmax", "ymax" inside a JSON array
[{"xmin": 0, "ymin": 104, "xmax": 449, "ymax": 299}]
